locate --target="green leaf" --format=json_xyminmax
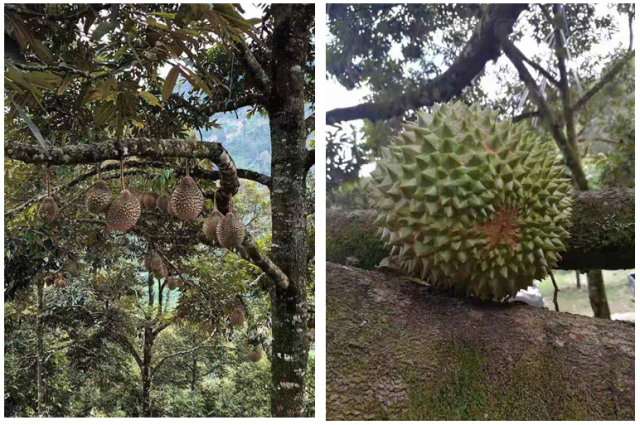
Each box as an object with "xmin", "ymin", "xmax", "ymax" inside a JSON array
[
  {"xmin": 139, "ymin": 91, "xmax": 162, "ymax": 108},
  {"xmin": 162, "ymin": 65, "xmax": 180, "ymax": 102}
]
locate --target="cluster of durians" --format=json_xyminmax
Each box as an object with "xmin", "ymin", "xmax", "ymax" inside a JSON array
[
  {"xmin": 143, "ymin": 250, "xmax": 184, "ymax": 290},
  {"xmin": 44, "ymin": 271, "xmax": 68, "ymax": 288}
]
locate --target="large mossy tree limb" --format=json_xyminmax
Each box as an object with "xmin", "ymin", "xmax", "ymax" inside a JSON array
[
  {"xmin": 327, "ymin": 188, "xmax": 635, "ymax": 271},
  {"xmin": 326, "ymin": 262, "xmax": 635, "ymax": 420}
]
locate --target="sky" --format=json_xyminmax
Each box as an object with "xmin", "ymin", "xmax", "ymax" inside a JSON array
[{"xmin": 326, "ymin": 4, "xmax": 631, "ymax": 176}]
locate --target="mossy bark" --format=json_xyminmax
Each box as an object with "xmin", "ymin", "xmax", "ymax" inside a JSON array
[
  {"xmin": 326, "ymin": 262, "xmax": 635, "ymax": 420},
  {"xmin": 326, "ymin": 188, "xmax": 635, "ymax": 271}
]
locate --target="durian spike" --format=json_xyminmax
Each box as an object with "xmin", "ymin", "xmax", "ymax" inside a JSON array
[{"xmin": 119, "ymin": 158, "xmax": 125, "ymax": 191}]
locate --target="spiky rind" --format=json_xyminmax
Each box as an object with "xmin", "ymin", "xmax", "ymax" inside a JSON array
[
  {"xmin": 171, "ymin": 176, "xmax": 204, "ymax": 221},
  {"xmin": 368, "ymin": 101, "xmax": 573, "ymax": 300},
  {"xmin": 230, "ymin": 308, "xmax": 245, "ymax": 326},
  {"xmin": 106, "ymin": 189, "xmax": 141, "ymax": 232},
  {"xmin": 217, "ymin": 212, "xmax": 246, "ymax": 248},
  {"xmin": 85, "ymin": 180, "xmax": 112, "ymax": 214},
  {"xmin": 39, "ymin": 197, "xmax": 59, "ymax": 223},
  {"xmin": 203, "ymin": 210, "xmax": 224, "ymax": 240}
]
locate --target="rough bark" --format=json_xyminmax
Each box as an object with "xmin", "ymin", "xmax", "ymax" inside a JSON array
[
  {"xmin": 326, "ymin": 262, "xmax": 635, "ymax": 420},
  {"xmin": 141, "ymin": 326, "xmax": 155, "ymax": 417},
  {"xmin": 326, "ymin": 188, "xmax": 635, "ymax": 271},
  {"xmin": 326, "ymin": 4, "xmax": 528, "ymax": 125},
  {"xmin": 35, "ymin": 275, "xmax": 45, "ymax": 417},
  {"xmin": 266, "ymin": 4, "xmax": 313, "ymax": 417},
  {"xmin": 587, "ymin": 269, "xmax": 612, "ymax": 320}
]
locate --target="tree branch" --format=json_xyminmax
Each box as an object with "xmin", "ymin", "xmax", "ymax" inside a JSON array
[
  {"xmin": 305, "ymin": 149, "xmax": 315, "ymax": 172},
  {"xmin": 571, "ymin": 50, "xmax": 635, "ymax": 114},
  {"xmin": 5, "ymin": 137, "xmax": 241, "ymax": 214},
  {"xmin": 326, "ymin": 188, "xmax": 635, "ymax": 271},
  {"xmin": 235, "ymin": 39, "xmax": 272, "ymax": 95},
  {"xmin": 325, "ymin": 5, "xmax": 528, "ymax": 124},
  {"xmin": 496, "ymin": 21, "xmax": 589, "ymax": 190}
]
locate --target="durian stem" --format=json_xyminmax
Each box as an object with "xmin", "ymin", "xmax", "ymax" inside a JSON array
[
  {"xmin": 98, "ymin": 162, "xmax": 101, "ymax": 181},
  {"xmin": 229, "ymin": 193, "xmax": 233, "ymax": 211},
  {"xmin": 120, "ymin": 158, "xmax": 125, "ymax": 191},
  {"xmin": 46, "ymin": 167, "xmax": 51, "ymax": 198},
  {"xmin": 185, "ymin": 158, "xmax": 190, "ymax": 178},
  {"xmin": 549, "ymin": 269, "xmax": 560, "ymax": 312},
  {"xmin": 213, "ymin": 189, "xmax": 218, "ymax": 211}
]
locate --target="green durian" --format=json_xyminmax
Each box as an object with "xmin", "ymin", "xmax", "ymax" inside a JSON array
[{"xmin": 368, "ymin": 101, "xmax": 573, "ymax": 300}]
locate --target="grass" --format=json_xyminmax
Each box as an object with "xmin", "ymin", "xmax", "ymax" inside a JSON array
[{"xmin": 538, "ymin": 269, "xmax": 635, "ymax": 319}]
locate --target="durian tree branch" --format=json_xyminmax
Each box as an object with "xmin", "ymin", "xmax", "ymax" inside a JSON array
[
  {"xmin": 4, "ymin": 138, "xmax": 241, "ymax": 214},
  {"xmin": 325, "ymin": 4, "xmax": 528, "ymax": 125},
  {"xmin": 235, "ymin": 39, "xmax": 272, "ymax": 95},
  {"xmin": 4, "ymin": 161, "xmax": 271, "ymax": 218},
  {"xmin": 495, "ymin": 21, "xmax": 590, "ymax": 190},
  {"xmin": 326, "ymin": 262, "xmax": 635, "ymax": 421},
  {"xmin": 571, "ymin": 50, "xmax": 635, "ymax": 114},
  {"xmin": 326, "ymin": 188, "xmax": 635, "ymax": 272}
]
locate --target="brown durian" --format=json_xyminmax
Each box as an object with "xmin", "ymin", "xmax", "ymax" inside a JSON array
[
  {"xmin": 153, "ymin": 265, "xmax": 168, "ymax": 280},
  {"xmin": 54, "ymin": 278, "xmax": 67, "ymax": 288},
  {"xmin": 229, "ymin": 307, "xmax": 245, "ymax": 327},
  {"xmin": 203, "ymin": 210, "xmax": 224, "ymax": 240},
  {"xmin": 106, "ymin": 189, "xmax": 141, "ymax": 232},
  {"xmin": 167, "ymin": 277, "xmax": 181, "ymax": 290},
  {"xmin": 43, "ymin": 273, "xmax": 55, "ymax": 287},
  {"xmin": 247, "ymin": 347, "xmax": 263, "ymax": 363},
  {"xmin": 157, "ymin": 194, "xmax": 170, "ymax": 213},
  {"xmin": 142, "ymin": 192, "xmax": 158, "ymax": 209},
  {"xmin": 216, "ymin": 211, "xmax": 245, "ymax": 248},
  {"xmin": 149, "ymin": 251, "xmax": 163, "ymax": 271},
  {"xmin": 85, "ymin": 180, "xmax": 112, "ymax": 214},
  {"xmin": 39, "ymin": 197, "xmax": 59, "ymax": 223},
  {"xmin": 170, "ymin": 176, "xmax": 204, "ymax": 221}
]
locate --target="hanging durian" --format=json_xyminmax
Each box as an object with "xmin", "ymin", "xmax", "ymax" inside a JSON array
[
  {"xmin": 229, "ymin": 307, "xmax": 245, "ymax": 327},
  {"xmin": 106, "ymin": 159, "xmax": 141, "ymax": 232},
  {"xmin": 171, "ymin": 159, "xmax": 204, "ymax": 221},
  {"xmin": 39, "ymin": 167, "xmax": 59, "ymax": 224},
  {"xmin": 203, "ymin": 189, "xmax": 224, "ymax": 241},
  {"xmin": 247, "ymin": 347, "xmax": 263, "ymax": 363},
  {"xmin": 157, "ymin": 193, "xmax": 170, "ymax": 213},
  {"xmin": 85, "ymin": 163, "xmax": 112, "ymax": 214},
  {"xmin": 142, "ymin": 190, "xmax": 158, "ymax": 209},
  {"xmin": 368, "ymin": 102, "xmax": 573, "ymax": 300},
  {"xmin": 216, "ymin": 194, "xmax": 245, "ymax": 248}
]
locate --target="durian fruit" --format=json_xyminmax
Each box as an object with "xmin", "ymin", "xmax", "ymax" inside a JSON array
[
  {"xmin": 247, "ymin": 347, "xmax": 263, "ymax": 363},
  {"xmin": 39, "ymin": 197, "xmax": 59, "ymax": 223},
  {"xmin": 85, "ymin": 180, "xmax": 112, "ymax": 214},
  {"xmin": 368, "ymin": 101, "xmax": 573, "ymax": 300},
  {"xmin": 106, "ymin": 189, "xmax": 141, "ymax": 232},
  {"xmin": 142, "ymin": 192, "xmax": 158, "ymax": 209},
  {"xmin": 229, "ymin": 307, "xmax": 245, "ymax": 327},
  {"xmin": 153, "ymin": 265, "xmax": 168, "ymax": 280},
  {"xmin": 203, "ymin": 191, "xmax": 224, "ymax": 241},
  {"xmin": 85, "ymin": 164, "xmax": 112, "ymax": 214},
  {"xmin": 54, "ymin": 276, "xmax": 67, "ymax": 287},
  {"xmin": 216, "ymin": 210, "xmax": 246, "ymax": 248},
  {"xmin": 157, "ymin": 194, "xmax": 170, "ymax": 213},
  {"xmin": 171, "ymin": 176, "xmax": 204, "ymax": 221},
  {"xmin": 149, "ymin": 251, "xmax": 163, "ymax": 271},
  {"xmin": 39, "ymin": 167, "xmax": 60, "ymax": 224},
  {"xmin": 167, "ymin": 277, "xmax": 181, "ymax": 290},
  {"xmin": 106, "ymin": 160, "xmax": 141, "ymax": 232},
  {"xmin": 167, "ymin": 198, "xmax": 176, "ymax": 216},
  {"xmin": 43, "ymin": 273, "xmax": 55, "ymax": 287}
]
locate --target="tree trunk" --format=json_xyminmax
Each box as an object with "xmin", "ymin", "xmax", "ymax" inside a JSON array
[
  {"xmin": 267, "ymin": 4, "xmax": 313, "ymax": 417},
  {"xmin": 191, "ymin": 354, "xmax": 197, "ymax": 392},
  {"xmin": 576, "ymin": 271, "xmax": 581, "ymax": 289},
  {"xmin": 35, "ymin": 276, "xmax": 45, "ymax": 417},
  {"xmin": 326, "ymin": 188, "xmax": 635, "ymax": 271},
  {"xmin": 326, "ymin": 262, "xmax": 634, "ymax": 420},
  {"xmin": 587, "ymin": 269, "xmax": 611, "ymax": 319},
  {"xmin": 141, "ymin": 325, "xmax": 154, "ymax": 417}
]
